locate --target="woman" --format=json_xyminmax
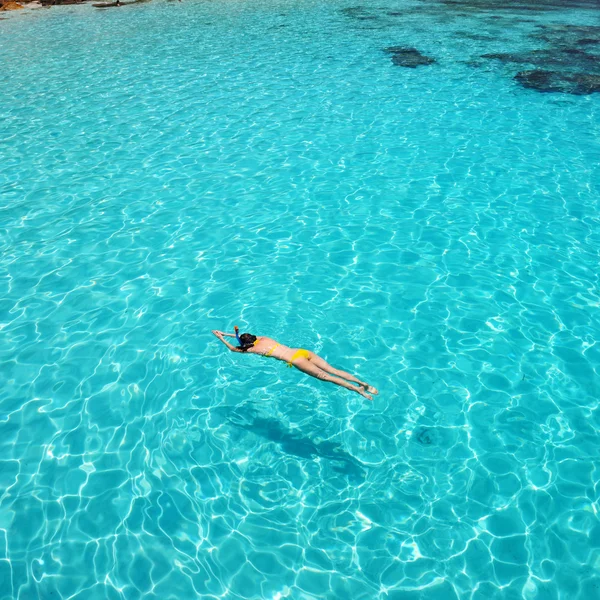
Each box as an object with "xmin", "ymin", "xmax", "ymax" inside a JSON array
[{"xmin": 212, "ymin": 326, "xmax": 378, "ymax": 401}]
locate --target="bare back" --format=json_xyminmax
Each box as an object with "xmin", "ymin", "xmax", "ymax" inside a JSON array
[{"xmin": 247, "ymin": 337, "xmax": 299, "ymax": 364}]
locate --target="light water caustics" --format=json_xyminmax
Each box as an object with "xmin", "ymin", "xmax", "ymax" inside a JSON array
[{"xmin": 1, "ymin": 0, "xmax": 600, "ymax": 598}]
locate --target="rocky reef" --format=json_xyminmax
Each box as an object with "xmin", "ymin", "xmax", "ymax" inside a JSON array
[
  {"xmin": 515, "ymin": 69, "xmax": 600, "ymax": 95},
  {"xmin": 384, "ymin": 47, "xmax": 436, "ymax": 68},
  {"xmin": 482, "ymin": 48, "xmax": 599, "ymax": 72},
  {"xmin": 439, "ymin": 0, "xmax": 600, "ymax": 11},
  {"xmin": 0, "ymin": 0, "xmax": 24, "ymax": 10},
  {"xmin": 479, "ymin": 23, "xmax": 600, "ymax": 95},
  {"xmin": 340, "ymin": 1, "xmax": 600, "ymax": 95}
]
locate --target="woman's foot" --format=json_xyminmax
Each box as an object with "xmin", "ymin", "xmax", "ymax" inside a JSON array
[
  {"xmin": 357, "ymin": 388, "xmax": 373, "ymax": 401},
  {"xmin": 359, "ymin": 383, "xmax": 378, "ymax": 395}
]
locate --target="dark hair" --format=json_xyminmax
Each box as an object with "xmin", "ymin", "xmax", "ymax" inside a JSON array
[{"xmin": 237, "ymin": 333, "xmax": 257, "ymax": 352}]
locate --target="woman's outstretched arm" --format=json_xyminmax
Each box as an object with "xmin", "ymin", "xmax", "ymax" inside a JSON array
[
  {"xmin": 214, "ymin": 330, "xmax": 237, "ymax": 338},
  {"xmin": 212, "ymin": 330, "xmax": 242, "ymax": 352}
]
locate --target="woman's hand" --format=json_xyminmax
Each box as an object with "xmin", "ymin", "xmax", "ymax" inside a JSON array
[
  {"xmin": 212, "ymin": 330, "xmax": 241, "ymax": 353},
  {"xmin": 213, "ymin": 330, "xmax": 236, "ymax": 338}
]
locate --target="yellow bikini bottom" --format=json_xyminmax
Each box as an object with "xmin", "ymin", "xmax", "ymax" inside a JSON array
[{"xmin": 287, "ymin": 348, "xmax": 311, "ymax": 367}]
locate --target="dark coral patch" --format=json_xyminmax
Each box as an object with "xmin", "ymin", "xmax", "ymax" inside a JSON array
[
  {"xmin": 440, "ymin": 0, "xmax": 600, "ymax": 11},
  {"xmin": 515, "ymin": 70, "xmax": 600, "ymax": 95},
  {"xmin": 384, "ymin": 47, "xmax": 436, "ymax": 68},
  {"xmin": 577, "ymin": 39, "xmax": 600, "ymax": 47},
  {"xmin": 341, "ymin": 6, "xmax": 376, "ymax": 19},
  {"xmin": 532, "ymin": 24, "xmax": 600, "ymax": 48},
  {"xmin": 481, "ymin": 49, "xmax": 600, "ymax": 73},
  {"xmin": 481, "ymin": 27, "xmax": 600, "ymax": 95},
  {"xmin": 456, "ymin": 31, "xmax": 497, "ymax": 41}
]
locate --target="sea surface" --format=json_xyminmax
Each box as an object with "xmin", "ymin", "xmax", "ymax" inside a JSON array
[{"xmin": 1, "ymin": 0, "xmax": 600, "ymax": 598}]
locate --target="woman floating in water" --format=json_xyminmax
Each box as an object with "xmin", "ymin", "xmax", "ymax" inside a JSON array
[{"xmin": 212, "ymin": 327, "xmax": 378, "ymax": 400}]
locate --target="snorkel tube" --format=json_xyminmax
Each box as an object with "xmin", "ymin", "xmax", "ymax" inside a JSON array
[{"xmin": 234, "ymin": 326, "xmax": 242, "ymax": 346}]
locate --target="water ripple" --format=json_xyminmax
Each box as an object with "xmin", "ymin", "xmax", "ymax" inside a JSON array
[{"xmin": 1, "ymin": 0, "xmax": 600, "ymax": 598}]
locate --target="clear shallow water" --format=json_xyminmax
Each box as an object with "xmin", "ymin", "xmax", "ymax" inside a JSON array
[{"xmin": 1, "ymin": 0, "xmax": 600, "ymax": 598}]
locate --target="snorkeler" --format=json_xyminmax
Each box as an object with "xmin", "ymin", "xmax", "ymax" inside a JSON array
[{"xmin": 212, "ymin": 327, "xmax": 378, "ymax": 400}]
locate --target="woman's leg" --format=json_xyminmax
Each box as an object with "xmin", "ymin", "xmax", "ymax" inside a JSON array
[
  {"xmin": 309, "ymin": 354, "xmax": 378, "ymax": 394},
  {"xmin": 293, "ymin": 358, "xmax": 372, "ymax": 400}
]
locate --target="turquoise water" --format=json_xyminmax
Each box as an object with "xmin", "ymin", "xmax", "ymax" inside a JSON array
[{"xmin": 1, "ymin": 0, "xmax": 600, "ymax": 598}]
